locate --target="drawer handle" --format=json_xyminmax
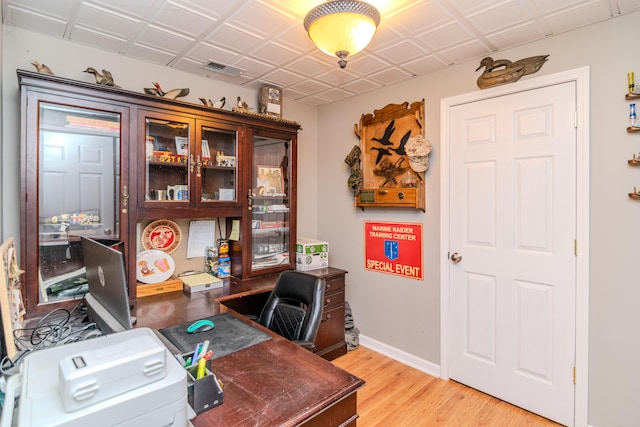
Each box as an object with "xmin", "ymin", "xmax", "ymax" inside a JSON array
[
  {"xmin": 321, "ymin": 313, "xmax": 331, "ymax": 322},
  {"xmin": 326, "ymin": 283, "xmax": 331, "ymax": 290},
  {"xmin": 324, "ymin": 298, "xmax": 331, "ymax": 306}
]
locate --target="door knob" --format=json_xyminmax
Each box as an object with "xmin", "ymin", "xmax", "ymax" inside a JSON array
[{"xmin": 450, "ymin": 252, "xmax": 462, "ymax": 264}]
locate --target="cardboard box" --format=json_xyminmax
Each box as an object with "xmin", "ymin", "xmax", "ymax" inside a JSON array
[
  {"xmin": 180, "ymin": 272, "xmax": 223, "ymax": 294},
  {"xmin": 296, "ymin": 238, "xmax": 329, "ymax": 271}
]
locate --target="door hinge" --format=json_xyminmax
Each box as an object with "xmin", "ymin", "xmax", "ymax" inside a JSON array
[
  {"xmin": 574, "ymin": 111, "xmax": 578, "ymax": 128},
  {"xmin": 573, "ymin": 366, "xmax": 577, "ymax": 384},
  {"xmin": 574, "ymin": 239, "xmax": 578, "ymax": 256}
]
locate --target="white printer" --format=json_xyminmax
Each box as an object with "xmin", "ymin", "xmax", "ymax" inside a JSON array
[{"xmin": 1, "ymin": 328, "xmax": 190, "ymax": 427}]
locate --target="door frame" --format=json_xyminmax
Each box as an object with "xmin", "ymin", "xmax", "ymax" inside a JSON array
[{"xmin": 440, "ymin": 67, "xmax": 590, "ymax": 427}]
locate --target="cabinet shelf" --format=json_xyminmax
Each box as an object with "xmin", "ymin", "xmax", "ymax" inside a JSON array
[{"xmin": 252, "ymin": 227, "xmax": 289, "ymax": 235}]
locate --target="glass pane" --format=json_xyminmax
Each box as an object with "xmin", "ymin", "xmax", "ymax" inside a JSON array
[
  {"xmin": 38, "ymin": 103, "xmax": 120, "ymax": 302},
  {"xmin": 145, "ymin": 118, "xmax": 190, "ymax": 201},
  {"xmin": 251, "ymin": 136, "xmax": 291, "ymax": 271},
  {"xmin": 201, "ymin": 127, "xmax": 237, "ymax": 201}
]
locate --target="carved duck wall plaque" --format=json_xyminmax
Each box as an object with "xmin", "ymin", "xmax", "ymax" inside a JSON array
[{"xmin": 475, "ymin": 55, "xmax": 549, "ymax": 89}]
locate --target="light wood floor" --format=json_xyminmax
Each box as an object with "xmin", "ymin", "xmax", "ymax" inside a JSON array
[{"xmin": 332, "ymin": 346, "xmax": 562, "ymax": 427}]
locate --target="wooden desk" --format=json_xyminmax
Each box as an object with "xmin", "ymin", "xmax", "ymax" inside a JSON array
[{"xmin": 133, "ymin": 278, "xmax": 364, "ymax": 426}]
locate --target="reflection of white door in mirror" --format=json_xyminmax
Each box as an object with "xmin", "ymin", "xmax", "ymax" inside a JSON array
[{"xmin": 39, "ymin": 131, "xmax": 117, "ymax": 297}]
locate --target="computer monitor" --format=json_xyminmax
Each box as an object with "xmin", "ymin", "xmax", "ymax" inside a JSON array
[{"xmin": 81, "ymin": 237, "xmax": 132, "ymax": 334}]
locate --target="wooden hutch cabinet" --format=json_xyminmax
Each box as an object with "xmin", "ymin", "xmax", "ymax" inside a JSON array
[{"xmin": 17, "ymin": 69, "xmax": 299, "ymax": 315}]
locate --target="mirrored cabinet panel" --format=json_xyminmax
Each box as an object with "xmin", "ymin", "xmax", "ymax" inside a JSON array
[
  {"xmin": 38, "ymin": 103, "xmax": 122, "ymax": 302},
  {"xmin": 248, "ymin": 132, "xmax": 297, "ymax": 276}
]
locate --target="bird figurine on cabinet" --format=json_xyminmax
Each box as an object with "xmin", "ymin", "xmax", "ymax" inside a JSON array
[
  {"xmin": 236, "ymin": 96, "xmax": 251, "ymax": 111},
  {"xmin": 213, "ymin": 96, "xmax": 225, "ymax": 109},
  {"xmin": 199, "ymin": 98, "xmax": 213, "ymax": 107},
  {"xmin": 475, "ymin": 55, "xmax": 549, "ymax": 89},
  {"xmin": 84, "ymin": 67, "xmax": 119, "ymax": 87},
  {"xmin": 31, "ymin": 60, "xmax": 54, "ymax": 75},
  {"xmin": 144, "ymin": 82, "xmax": 189, "ymax": 100}
]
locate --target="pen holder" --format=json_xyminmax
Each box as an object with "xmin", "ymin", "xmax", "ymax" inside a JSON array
[{"xmin": 182, "ymin": 355, "xmax": 224, "ymax": 414}]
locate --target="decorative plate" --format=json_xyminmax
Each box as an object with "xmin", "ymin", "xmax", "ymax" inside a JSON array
[
  {"xmin": 141, "ymin": 219, "xmax": 181, "ymax": 253},
  {"xmin": 136, "ymin": 250, "xmax": 176, "ymax": 284}
]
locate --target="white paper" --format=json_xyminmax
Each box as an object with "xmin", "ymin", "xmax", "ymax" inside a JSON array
[
  {"xmin": 187, "ymin": 220, "xmax": 216, "ymax": 258},
  {"xmin": 229, "ymin": 220, "xmax": 240, "ymax": 241}
]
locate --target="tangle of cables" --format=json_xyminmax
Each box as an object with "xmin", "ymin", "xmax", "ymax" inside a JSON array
[{"xmin": 1, "ymin": 299, "xmax": 101, "ymax": 374}]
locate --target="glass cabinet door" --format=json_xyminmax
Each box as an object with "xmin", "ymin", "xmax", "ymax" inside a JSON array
[
  {"xmin": 143, "ymin": 115, "xmax": 192, "ymax": 204},
  {"xmin": 37, "ymin": 103, "xmax": 122, "ymax": 302},
  {"xmin": 199, "ymin": 124, "xmax": 238, "ymax": 203},
  {"xmin": 250, "ymin": 134, "xmax": 295, "ymax": 273}
]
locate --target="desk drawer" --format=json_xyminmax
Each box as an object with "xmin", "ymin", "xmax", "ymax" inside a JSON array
[
  {"xmin": 324, "ymin": 288, "xmax": 344, "ymax": 310},
  {"xmin": 324, "ymin": 276, "xmax": 344, "ymax": 293},
  {"xmin": 315, "ymin": 304, "xmax": 345, "ymax": 356}
]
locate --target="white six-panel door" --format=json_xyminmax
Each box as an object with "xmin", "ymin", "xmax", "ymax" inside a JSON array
[{"xmin": 446, "ymin": 81, "xmax": 577, "ymax": 426}]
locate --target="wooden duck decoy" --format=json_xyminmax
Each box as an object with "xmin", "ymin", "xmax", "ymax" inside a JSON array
[
  {"xmin": 144, "ymin": 82, "xmax": 189, "ymax": 100},
  {"xmin": 475, "ymin": 59, "xmax": 527, "ymax": 89},
  {"xmin": 84, "ymin": 67, "xmax": 119, "ymax": 87},
  {"xmin": 31, "ymin": 60, "xmax": 54, "ymax": 75},
  {"xmin": 484, "ymin": 55, "xmax": 549, "ymax": 76},
  {"xmin": 212, "ymin": 97, "xmax": 225, "ymax": 109},
  {"xmin": 236, "ymin": 96, "xmax": 251, "ymax": 110}
]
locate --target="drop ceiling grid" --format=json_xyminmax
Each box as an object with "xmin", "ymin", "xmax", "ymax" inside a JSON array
[{"xmin": 3, "ymin": 0, "xmax": 640, "ymax": 105}]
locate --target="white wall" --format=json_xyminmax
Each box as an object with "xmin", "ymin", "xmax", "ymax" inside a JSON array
[
  {"xmin": 316, "ymin": 10, "xmax": 640, "ymax": 427},
  {"xmin": 3, "ymin": 9, "xmax": 640, "ymax": 426}
]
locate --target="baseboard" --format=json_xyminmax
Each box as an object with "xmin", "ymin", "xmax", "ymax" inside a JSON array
[{"xmin": 358, "ymin": 334, "xmax": 441, "ymax": 379}]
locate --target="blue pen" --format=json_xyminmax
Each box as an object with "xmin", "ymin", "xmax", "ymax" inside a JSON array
[{"xmin": 191, "ymin": 343, "xmax": 201, "ymax": 366}]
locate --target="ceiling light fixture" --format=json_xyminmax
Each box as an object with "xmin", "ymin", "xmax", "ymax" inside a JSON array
[{"xmin": 304, "ymin": 0, "xmax": 380, "ymax": 69}]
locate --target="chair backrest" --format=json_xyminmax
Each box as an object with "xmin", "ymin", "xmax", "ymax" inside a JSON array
[{"xmin": 258, "ymin": 270, "xmax": 325, "ymax": 344}]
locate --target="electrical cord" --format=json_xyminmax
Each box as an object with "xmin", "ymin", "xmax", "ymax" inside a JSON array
[{"xmin": 1, "ymin": 298, "xmax": 100, "ymax": 374}]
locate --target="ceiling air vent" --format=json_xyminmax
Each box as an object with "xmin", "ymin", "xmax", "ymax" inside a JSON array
[{"xmin": 204, "ymin": 61, "xmax": 241, "ymax": 77}]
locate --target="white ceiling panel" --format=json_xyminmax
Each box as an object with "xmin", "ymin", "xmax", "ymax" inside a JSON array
[
  {"xmin": 486, "ymin": 21, "xmax": 546, "ymax": 50},
  {"xmin": 127, "ymin": 42, "xmax": 176, "ymax": 65},
  {"xmin": 75, "ymin": 3, "xmax": 141, "ymax": 39},
  {"xmin": 465, "ymin": 1, "xmax": 531, "ymax": 34},
  {"xmin": 70, "ymin": 26, "xmax": 129, "ymax": 52},
  {"xmin": 5, "ymin": 4, "xmax": 67, "ymax": 37},
  {"xmin": 4, "ymin": 0, "xmax": 639, "ymax": 105},
  {"xmin": 150, "ymin": 1, "xmax": 216, "ymax": 38}
]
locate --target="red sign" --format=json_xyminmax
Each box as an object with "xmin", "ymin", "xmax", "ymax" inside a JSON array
[{"xmin": 364, "ymin": 221, "xmax": 423, "ymax": 280}]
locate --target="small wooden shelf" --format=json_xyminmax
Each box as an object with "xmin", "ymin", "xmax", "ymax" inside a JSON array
[
  {"xmin": 628, "ymin": 158, "xmax": 640, "ymax": 165},
  {"xmin": 625, "ymin": 93, "xmax": 640, "ymax": 100},
  {"xmin": 627, "ymin": 126, "xmax": 640, "ymax": 133}
]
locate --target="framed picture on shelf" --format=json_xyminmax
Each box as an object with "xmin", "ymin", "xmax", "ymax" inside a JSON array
[
  {"xmin": 256, "ymin": 165, "xmax": 284, "ymax": 194},
  {"xmin": 175, "ymin": 136, "xmax": 189, "ymax": 156}
]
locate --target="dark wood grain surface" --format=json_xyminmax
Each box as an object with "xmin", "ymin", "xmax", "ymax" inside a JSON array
[{"xmin": 133, "ymin": 274, "xmax": 363, "ymax": 426}]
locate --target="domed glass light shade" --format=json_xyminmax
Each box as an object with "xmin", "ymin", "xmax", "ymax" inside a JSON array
[{"xmin": 304, "ymin": 1, "xmax": 380, "ymax": 68}]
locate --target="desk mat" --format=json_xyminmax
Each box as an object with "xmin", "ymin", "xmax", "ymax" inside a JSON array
[{"xmin": 158, "ymin": 312, "xmax": 271, "ymax": 359}]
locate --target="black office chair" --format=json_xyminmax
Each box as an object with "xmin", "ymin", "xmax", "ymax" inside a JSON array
[{"xmin": 257, "ymin": 270, "xmax": 325, "ymax": 350}]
